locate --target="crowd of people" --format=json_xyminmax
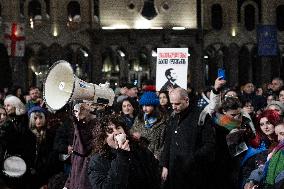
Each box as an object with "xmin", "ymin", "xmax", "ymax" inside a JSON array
[{"xmin": 0, "ymin": 77, "xmax": 284, "ymax": 189}]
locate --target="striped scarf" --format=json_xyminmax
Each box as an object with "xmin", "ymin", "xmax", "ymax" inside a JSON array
[{"xmin": 213, "ymin": 112, "xmax": 242, "ymax": 131}]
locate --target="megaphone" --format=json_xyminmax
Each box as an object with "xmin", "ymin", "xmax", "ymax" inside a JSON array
[{"xmin": 43, "ymin": 60, "xmax": 115, "ymax": 111}]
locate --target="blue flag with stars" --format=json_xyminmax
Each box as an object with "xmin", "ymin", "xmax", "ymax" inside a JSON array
[{"xmin": 257, "ymin": 25, "xmax": 278, "ymax": 56}]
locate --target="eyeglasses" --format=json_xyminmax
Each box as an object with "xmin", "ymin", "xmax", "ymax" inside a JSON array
[
  {"xmin": 228, "ymin": 112, "xmax": 242, "ymax": 119},
  {"xmin": 224, "ymin": 95, "xmax": 238, "ymax": 100}
]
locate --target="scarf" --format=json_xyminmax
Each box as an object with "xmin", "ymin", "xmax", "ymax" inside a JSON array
[
  {"xmin": 31, "ymin": 128, "xmax": 46, "ymax": 145},
  {"xmin": 264, "ymin": 141, "xmax": 284, "ymax": 185},
  {"xmin": 213, "ymin": 112, "xmax": 242, "ymax": 131},
  {"xmin": 144, "ymin": 113, "xmax": 157, "ymax": 128}
]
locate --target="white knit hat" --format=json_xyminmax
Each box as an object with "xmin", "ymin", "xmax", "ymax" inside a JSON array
[{"xmin": 4, "ymin": 95, "xmax": 26, "ymax": 115}]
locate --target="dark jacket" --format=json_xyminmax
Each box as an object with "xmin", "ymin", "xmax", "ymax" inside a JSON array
[
  {"xmin": 160, "ymin": 107, "xmax": 216, "ymax": 189},
  {"xmin": 211, "ymin": 115, "xmax": 255, "ymax": 189},
  {"xmin": 0, "ymin": 114, "xmax": 36, "ymax": 189},
  {"xmin": 88, "ymin": 143, "xmax": 160, "ymax": 189}
]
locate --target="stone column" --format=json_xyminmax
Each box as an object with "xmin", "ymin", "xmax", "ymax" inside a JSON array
[
  {"xmin": 91, "ymin": 32, "xmax": 103, "ymax": 83},
  {"xmin": 192, "ymin": 44, "xmax": 204, "ymax": 91},
  {"xmin": 259, "ymin": 0, "xmax": 274, "ymax": 84},
  {"xmin": 226, "ymin": 44, "xmax": 239, "ymax": 86}
]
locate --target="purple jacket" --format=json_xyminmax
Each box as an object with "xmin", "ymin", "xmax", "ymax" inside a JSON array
[{"xmin": 64, "ymin": 117, "xmax": 98, "ymax": 189}]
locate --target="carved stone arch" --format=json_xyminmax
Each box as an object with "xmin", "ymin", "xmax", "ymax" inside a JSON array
[
  {"xmin": 66, "ymin": 0, "xmax": 81, "ymax": 17},
  {"xmin": 204, "ymin": 43, "xmax": 225, "ymax": 85},
  {"xmin": 241, "ymin": 1, "xmax": 259, "ymax": 30},
  {"xmin": 211, "ymin": 3, "xmax": 223, "ymax": 30},
  {"xmin": 47, "ymin": 43, "xmax": 64, "ymax": 65},
  {"xmin": 26, "ymin": 42, "xmax": 47, "ymax": 54},
  {"xmin": 133, "ymin": 46, "xmax": 151, "ymax": 86},
  {"xmin": 25, "ymin": 0, "xmax": 46, "ymax": 19},
  {"xmin": 276, "ymin": 4, "xmax": 284, "ymax": 31},
  {"xmin": 140, "ymin": 0, "xmax": 158, "ymax": 20},
  {"xmin": 239, "ymin": 45, "xmax": 253, "ymax": 85},
  {"xmin": 101, "ymin": 46, "xmax": 117, "ymax": 82}
]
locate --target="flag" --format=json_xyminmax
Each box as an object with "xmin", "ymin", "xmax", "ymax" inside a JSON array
[
  {"xmin": 4, "ymin": 22, "xmax": 25, "ymax": 57},
  {"xmin": 257, "ymin": 25, "xmax": 278, "ymax": 56}
]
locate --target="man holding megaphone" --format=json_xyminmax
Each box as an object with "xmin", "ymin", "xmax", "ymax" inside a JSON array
[
  {"xmin": 63, "ymin": 102, "xmax": 98, "ymax": 189},
  {"xmin": 42, "ymin": 60, "xmax": 116, "ymax": 189}
]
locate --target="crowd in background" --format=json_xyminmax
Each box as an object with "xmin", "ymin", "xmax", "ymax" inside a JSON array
[{"xmin": 0, "ymin": 77, "xmax": 284, "ymax": 189}]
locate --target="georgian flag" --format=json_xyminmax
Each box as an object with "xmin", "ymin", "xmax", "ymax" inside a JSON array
[{"xmin": 4, "ymin": 22, "xmax": 26, "ymax": 57}]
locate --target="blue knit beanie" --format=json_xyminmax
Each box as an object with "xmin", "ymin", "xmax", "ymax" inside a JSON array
[
  {"xmin": 139, "ymin": 92, "xmax": 160, "ymax": 106},
  {"xmin": 28, "ymin": 106, "xmax": 47, "ymax": 117}
]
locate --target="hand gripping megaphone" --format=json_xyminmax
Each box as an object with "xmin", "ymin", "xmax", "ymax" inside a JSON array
[{"xmin": 43, "ymin": 60, "xmax": 115, "ymax": 111}]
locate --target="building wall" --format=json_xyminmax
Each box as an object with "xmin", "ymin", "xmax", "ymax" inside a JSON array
[{"xmin": 0, "ymin": 0, "xmax": 283, "ymax": 91}]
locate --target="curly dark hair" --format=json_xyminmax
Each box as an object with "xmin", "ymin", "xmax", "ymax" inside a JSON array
[{"xmin": 91, "ymin": 114, "xmax": 130, "ymax": 156}]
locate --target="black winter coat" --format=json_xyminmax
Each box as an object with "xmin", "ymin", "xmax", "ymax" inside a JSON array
[
  {"xmin": 88, "ymin": 144, "xmax": 160, "ymax": 189},
  {"xmin": 160, "ymin": 107, "xmax": 216, "ymax": 189}
]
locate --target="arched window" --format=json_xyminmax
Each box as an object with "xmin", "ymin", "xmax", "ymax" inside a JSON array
[
  {"xmin": 276, "ymin": 5, "xmax": 284, "ymax": 31},
  {"xmin": 67, "ymin": 1, "xmax": 81, "ymax": 18},
  {"xmin": 28, "ymin": 0, "xmax": 42, "ymax": 18},
  {"xmin": 211, "ymin": 4, "xmax": 223, "ymax": 30},
  {"xmin": 20, "ymin": 0, "xmax": 25, "ymax": 16},
  {"xmin": 93, "ymin": 0, "xmax": 99, "ymax": 21},
  {"xmin": 44, "ymin": 0, "xmax": 50, "ymax": 16},
  {"xmin": 244, "ymin": 4, "xmax": 255, "ymax": 31},
  {"xmin": 141, "ymin": 0, "xmax": 157, "ymax": 20}
]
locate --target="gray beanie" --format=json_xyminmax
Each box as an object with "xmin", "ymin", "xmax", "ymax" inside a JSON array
[{"xmin": 267, "ymin": 100, "xmax": 284, "ymax": 115}]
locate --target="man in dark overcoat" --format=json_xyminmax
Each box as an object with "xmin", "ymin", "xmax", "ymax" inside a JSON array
[{"xmin": 160, "ymin": 88, "xmax": 216, "ymax": 189}]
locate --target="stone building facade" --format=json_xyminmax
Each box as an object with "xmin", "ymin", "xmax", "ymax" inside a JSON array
[{"xmin": 0, "ymin": 0, "xmax": 283, "ymax": 91}]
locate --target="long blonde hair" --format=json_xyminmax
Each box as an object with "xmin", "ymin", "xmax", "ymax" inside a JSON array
[{"xmin": 29, "ymin": 112, "xmax": 46, "ymax": 143}]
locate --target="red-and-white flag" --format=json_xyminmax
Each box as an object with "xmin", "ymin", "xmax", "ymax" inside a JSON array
[{"xmin": 4, "ymin": 22, "xmax": 26, "ymax": 57}]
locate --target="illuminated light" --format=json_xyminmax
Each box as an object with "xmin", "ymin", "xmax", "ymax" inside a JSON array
[
  {"xmin": 172, "ymin": 27, "xmax": 185, "ymax": 30},
  {"xmin": 188, "ymin": 53, "xmax": 191, "ymax": 57},
  {"xmin": 102, "ymin": 24, "xmax": 130, "ymax": 29},
  {"xmin": 80, "ymin": 49, "xmax": 88, "ymax": 57},
  {"xmin": 152, "ymin": 50, "xmax": 157, "ymax": 57},
  {"xmin": 150, "ymin": 27, "xmax": 163, "ymax": 29},
  {"xmin": 115, "ymin": 83, "xmax": 118, "ymax": 86},
  {"xmin": 102, "ymin": 26, "xmax": 115, "ymax": 30},
  {"xmin": 68, "ymin": 16, "xmax": 72, "ymax": 22},
  {"xmin": 53, "ymin": 25, "xmax": 58, "ymax": 37},
  {"xmin": 204, "ymin": 55, "xmax": 208, "ymax": 59},
  {"xmin": 134, "ymin": 19, "xmax": 151, "ymax": 29},
  {"xmin": 30, "ymin": 18, "xmax": 34, "ymax": 29},
  {"xmin": 231, "ymin": 28, "xmax": 236, "ymax": 37},
  {"xmin": 118, "ymin": 50, "xmax": 125, "ymax": 57}
]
